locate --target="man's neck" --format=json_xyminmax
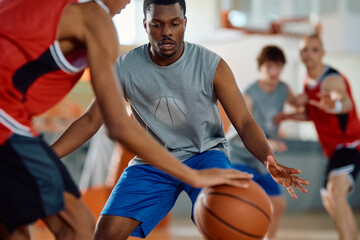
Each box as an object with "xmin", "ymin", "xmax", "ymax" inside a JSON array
[
  {"xmin": 307, "ymin": 64, "xmax": 325, "ymax": 80},
  {"xmin": 257, "ymin": 79, "xmax": 278, "ymax": 93}
]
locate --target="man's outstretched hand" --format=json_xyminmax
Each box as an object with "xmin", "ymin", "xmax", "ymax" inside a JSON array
[{"xmin": 266, "ymin": 155, "xmax": 309, "ymax": 199}]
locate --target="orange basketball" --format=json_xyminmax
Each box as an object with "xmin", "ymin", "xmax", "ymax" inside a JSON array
[{"xmin": 194, "ymin": 180, "xmax": 272, "ymax": 240}]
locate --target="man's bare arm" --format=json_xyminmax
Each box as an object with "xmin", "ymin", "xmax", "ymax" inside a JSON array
[
  {"xmin": 51, "ymin": 99, "xmax": 103, "ymax": 158},
  {"xmin": 213, "ymin": 58, "xmax": 308, "ymax": 198},
  {"xmin": 309, "ymin": 76, "xmax": 352, "ymax": 114}
]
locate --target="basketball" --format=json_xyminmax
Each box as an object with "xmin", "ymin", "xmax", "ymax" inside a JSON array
[{"xmin": 194, "ymin": 180, "xmax": 272, "ymax": 240}]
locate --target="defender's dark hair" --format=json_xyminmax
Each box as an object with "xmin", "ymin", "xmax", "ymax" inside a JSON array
[
  {"xmin": 143, "ymin": 0, "xmax": 186, "ymax": 17},
  {"xmin": 257, "ymin": 45, "xmax": 286, "ymax": 69}
]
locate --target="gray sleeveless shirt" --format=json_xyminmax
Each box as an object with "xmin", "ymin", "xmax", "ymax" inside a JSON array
[
  {"xmin": 246, "ymin": 81, "xmax": 289, "ymax": 139},
  {"xmin": 116, "ymin": 42, "xmax": 228, "ymax": 165},
  {"xmin": 226, "ymin": 81, "xmax": 289, "ymax": 171}
]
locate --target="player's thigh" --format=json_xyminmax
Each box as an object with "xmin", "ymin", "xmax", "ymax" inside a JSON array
[
  {"xmin": 94, "ymin": 215, "xmax": 140, "ymax": 240},
  {"xmin": 327, "ymin": 174, "xmax": 351, "ymax": 197},
  {"xmin": 0, "ymin": 134, "xmax": 68, "ymax": 232},
  {"xmin": 184, "ymin": 150, "xmax": 232, "ymax": 205},
  {"xmin": 101, "ymin": 164, "xmax": 181, "ymax": 238},
  {"xmin": 325, "ymin": 148, "xmax": 360, "ymax": 196},
  {"xmin": 42, "ymin": 192, "xmax": 95, "ymax": 238}
]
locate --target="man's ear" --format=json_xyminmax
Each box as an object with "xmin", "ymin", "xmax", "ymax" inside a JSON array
[{"xmin": 143, "ymin": 18, "xmax": 147, "ymax": 32}]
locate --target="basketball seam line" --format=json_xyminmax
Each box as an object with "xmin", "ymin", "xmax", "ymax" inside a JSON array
[
  {"xmin": 165, "ymin": 97, "xmax": 174, "ymax": 125},
  {"xmin": 196, "ymin": 216, "xmax": 212, "ymax": 240},
  {"xmin": 207, "ymin": 192, "xmax": 271, "ymax": 220},
  {"xmin": 200, "ymin": 193, "xmax": 270, "ymax": 239}
]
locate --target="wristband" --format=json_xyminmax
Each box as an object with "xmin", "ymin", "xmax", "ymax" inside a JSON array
[{"xmin": 331, "ymin": 100, "xmax": 343, "ymax": 114}]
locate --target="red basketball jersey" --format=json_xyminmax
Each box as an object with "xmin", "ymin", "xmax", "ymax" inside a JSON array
[
  {"xmin": 304, "ymin": 66, "xmax": 360, "ymax": 158},
  {"xmin": 0, "ymin": 0, "xmax": 86, "ymax": 144}
]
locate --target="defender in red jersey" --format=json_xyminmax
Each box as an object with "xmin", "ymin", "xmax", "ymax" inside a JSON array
[
  {"xmin": 0, "ymin": 0, "xmax": 257, "ymax": 239},
  {"xmin": 279, "ymin": 34, "xmax": 360, "ymax": 240}
]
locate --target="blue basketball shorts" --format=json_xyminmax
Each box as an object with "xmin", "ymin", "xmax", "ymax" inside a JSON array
[
  {"xmin": 232, "ymin": 163, "xmax": 282, "ymax": 196},
  {"xmin": 0, "ymin": 134, "xmax": 80, "ymax": 232},
  {"xmin": 101, "ymin": 150, "xmax": 232, "ymax": 238}
]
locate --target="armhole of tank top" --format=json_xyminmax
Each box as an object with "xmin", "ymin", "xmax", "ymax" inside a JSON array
[
  {"xmin": 93, "ymin": 0, "xmax": 110, "ymax": 14},
  {"xmin": 78, "ymin": 0, "xmax": 110, "ymax": 14},
  {"xmin": 0, "ymin": 109, "xmax": 33, "ymax": 137},
  {"xmin": 49, "ymin": 41, "xmax": 84, "ymax": 74}
]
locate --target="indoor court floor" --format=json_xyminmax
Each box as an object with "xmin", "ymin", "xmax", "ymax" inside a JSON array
[{"xmin": 30, "ymin": 210, "xmax": 360, "ymax": 240}]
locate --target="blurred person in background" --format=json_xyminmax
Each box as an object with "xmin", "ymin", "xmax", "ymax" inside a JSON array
[
  {"xmin": 278, "ymin": 34, "xmax": 360, "ymax": 240},
  {"xmin": 227, "ymin": 45, "xmax": 305, "ymax": 240}
]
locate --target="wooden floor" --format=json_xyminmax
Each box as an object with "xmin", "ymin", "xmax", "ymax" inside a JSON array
[
  {"xmin": 30, "ymin": 210, "xmax": 360, "ymax": 240},
  {"xmin": 31, "ymin": 211, "xmax": 360, "ymax": 240}
]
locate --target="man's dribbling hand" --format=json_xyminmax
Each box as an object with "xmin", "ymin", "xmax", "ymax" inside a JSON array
[{"xmin": 190, "ymin": 168, "xmax": 253, "ymax": 189}]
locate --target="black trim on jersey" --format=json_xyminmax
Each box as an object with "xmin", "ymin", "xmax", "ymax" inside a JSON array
[
  {"xmin": 324, "ymin": 67, "xmax": 339, "ymax": 76},
  {"xmin": 322, "ymin": 67, "xmax": 348, "ymax": 133},
  {"xmin": 12, "ymin": 48, "xmax": 60, "ymax": 98},
  {"xmin": 319, "ymin": 67, "xmax": 341, "ymax": 83},
  {"xmin": 337, "ymin": 113, "xmax": 349, "ymax": 133}
]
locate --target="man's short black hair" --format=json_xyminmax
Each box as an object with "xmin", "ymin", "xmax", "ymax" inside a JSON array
[{"xmin": 143, "ymin": 0, "xmax": 186, "ymax": 17}]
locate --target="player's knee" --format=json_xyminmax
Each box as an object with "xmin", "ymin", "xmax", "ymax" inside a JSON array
[
  {"xmin": 326, "ymin": 184, "xmax": 347, "ymax": 203},
  {"xmin": 73, "ymin": 218, "xmax": 95, "ymax": 240},
  {"xmin": 271, "ymin": 196, "xmax": 286, "ymax": 213},
  {"xmin": 278, "ymin": 197, "xmax": 287, "ymax": 212},
  {"xmin": 54, "ymin": 225, "xmax": 93, "ymax": 240},
  {"xmin": 94, "ymin": 225, "xmax": 122, "ymax": 240},
  {"xmin": 0, "ymin": 225, "xmax": 30, "ymax": 240},
  {"xmin": 71, "ymin": 207, "xmax": 95, "ymax": 239},
  {"xmin": 94, "ymin": 216, "xmax": 135, "ymax": 240}
]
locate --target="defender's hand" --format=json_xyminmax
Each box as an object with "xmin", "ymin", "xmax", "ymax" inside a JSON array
[{"xmin": 266, "ymin": 155, "xmax": 309, "ymax": 199}]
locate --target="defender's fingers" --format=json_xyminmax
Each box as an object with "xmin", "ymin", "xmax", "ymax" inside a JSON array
[
  {"xmin": 292, "ymin": 176, "xmax": 309, "ymax": 185},
  {"xmin": 287, "ymin": 186, "xmax": 297, "ymax": 199},
  {"xmin": 286, "ymin": 168, "xmax": 302, "ymax": 174},
  {"xmin": 294, "ymin": 183, "xmax": 308, "ymax": 193}
]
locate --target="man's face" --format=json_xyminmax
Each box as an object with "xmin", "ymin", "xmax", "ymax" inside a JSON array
[
  {"xmin": 299, "ymin": 37, "xmax": 324, "ymax": 69},
  {"xmin": 143, "ymin": 3, "xmax": 187, "ymax": 64},
  {"xmin": 259, "ymin": 61, "xmax": 284, "ymax": 84}
]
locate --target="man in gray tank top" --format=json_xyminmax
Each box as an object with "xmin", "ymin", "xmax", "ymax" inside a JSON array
[
  {"xmin": 94, "ymin": 2, "xmax": 309, "ymax": 239},
  {"xmin": 226, "ymin": 45, "xmax": 304, "ymax": 240},
  {"xmin": 51, "ymin": 1, "xmax": 309, "ymax": 239}
]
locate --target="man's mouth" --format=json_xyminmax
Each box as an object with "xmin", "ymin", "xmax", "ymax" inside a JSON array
[{"xmin": 159, "ymin": 40, "xmax": 175, "ymax": 51}]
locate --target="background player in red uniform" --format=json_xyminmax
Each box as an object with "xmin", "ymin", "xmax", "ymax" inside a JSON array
[
  {"xmin": 0, "ymin": 0, "xmax": 254, "ymax": 239},
  {"xmin": 278, "ymin": 34, "xmax": 360, "ymax": 240}
]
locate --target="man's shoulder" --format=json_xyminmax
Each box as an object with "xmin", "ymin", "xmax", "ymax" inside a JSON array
[
  {"xmin": 324, "ymin": 65, "xmax": 341, "ymax": 77},
  {"xmin": 117, "ymin": 44, "xmax": 147, "ymax": 67},
  {"xmin": 185, "ymin": 41, "xmax": 217, "ymax": 54},
  {"xmin": 119, "ymin": 44, "xmax": 146, "ymax": 59},
  {"xmin": 184, "ymin": 42, "xmax": 221, "ymax": 66}
]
